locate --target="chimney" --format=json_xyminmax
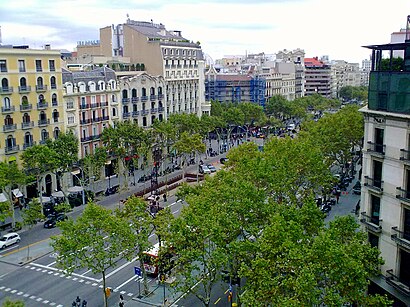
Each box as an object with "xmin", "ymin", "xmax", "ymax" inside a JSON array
[{"xmin": 45, "ymin": 44, "xmax": 51, "ymax": 50}]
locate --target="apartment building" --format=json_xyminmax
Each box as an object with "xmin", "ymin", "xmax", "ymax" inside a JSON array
[
  {"xmin": 332, "ymin": 60, "xmax": 361, "ymax": 98},
  {"xmin": 304, "ymin": 57, "xmax": 333, "ymax": 98},
  {"xmin": 276, "ymin": 49, "xmax": 305, "ymax": 98},
  {"xmin": 62, "ymin": 67, "xmax": 119, "ymax": 159},
  {"xmin": 76, "ymin": 18, "xmax": 209, "ymax": 117},
  {"xmin": 359, "ymin": 29, "xmax": 410, "ymax": 306}
]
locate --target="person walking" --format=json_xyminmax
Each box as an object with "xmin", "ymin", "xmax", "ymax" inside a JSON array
[
  {"xmin": 119, "ymin": 294, "xmax": 125, "ymax": 307},
  {"xmin": 163, "ymin": 194, "xmax": 167, "ymax": 203}
]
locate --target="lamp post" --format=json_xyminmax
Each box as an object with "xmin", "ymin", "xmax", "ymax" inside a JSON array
[
  {"xmin": 70, "ymin": 168, "xmax": 85, "ymax": 206},
  {"xmin": 105, "ymin": 160, "xmax": 112, "ymax": 190}
]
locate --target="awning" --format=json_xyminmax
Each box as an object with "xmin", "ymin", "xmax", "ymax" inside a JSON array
[
  {"xmin": 0, "ymin": 193, "xmax": 7, "ymax": 203},
  {"xmin": 12, "ymin": 189, "xmax": 23, "ymax": 198},
  {"xmin": 51, "ymin": 191, "xmax": 65, "ymax": 198},
  {"xmin": 67, "ymin": 186, "xmax": 84, "ymax": 193}
]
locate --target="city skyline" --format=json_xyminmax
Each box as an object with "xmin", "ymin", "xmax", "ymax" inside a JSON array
[{"xmin": 1, "ymin": 0, "xmax": 409, "ymax": 63}]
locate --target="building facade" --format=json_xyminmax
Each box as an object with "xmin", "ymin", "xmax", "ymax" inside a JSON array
[
  {"xmin": 304, "ymin": 57, "xmax": 333, "ymax": 98},
  {"xmin": 359, "ymin": 28, "xmax": 410, "ymax": 306}
]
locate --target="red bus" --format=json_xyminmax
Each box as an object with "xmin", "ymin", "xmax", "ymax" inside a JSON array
[{"xmin": 141, "ymin": 242, "xmax": 176, "ymax": 277}]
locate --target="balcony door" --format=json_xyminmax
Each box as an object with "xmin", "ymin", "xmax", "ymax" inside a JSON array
[
  {"xmin": 373, "ymin": 160, "xmax": 383, "ymax": 188},
  {"xmin": 400, "ymin": 249, "xmax": 410, "ymax": 287},
  {"xmin": 404, "ymin": 208, "xmax": 410, "ymax": 241},
  {"xmin": 375, "ymin": 128, "xmax": 384, "ymax": 153},
  {"xmin": 371, "ymin": 194, "xmax": 380, "ymax": 225}
]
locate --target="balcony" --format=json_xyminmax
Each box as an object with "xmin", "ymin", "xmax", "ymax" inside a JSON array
[
  {"xmin": 158, "ymin": 107, "xmax": 164, "ymax": 112},
  {"xmin": 386, "ymin": 269, "xmax": 410, "ymax": 296},
  {"xmin": 141, "ymin": 96, "xmax": 148, "ymax": 102},
  {"xmin": 20, "ymin": 104, "xmax": 32, "ymax": 111},
  {"xmin": 52, "ymin": 100, "xmax": 58, "ymax": 107},
  {"xmin": 123, "ymin": 112, "xmax": 131, "ymax": 118},
  {"xmin": 360, "ymin": 212, "xmax": 382, "ymax": 233},
  {"xmin": 50, "ymin": 84, "xmax": 57, "ymax": 90},
  {"xmin": 364, "ymin": 175, "xmax": 383, "ymax": 193},
  {"xmin": 90, "ymin": 103, "xmax": 100, "ymax": 108},
  {"xmin": 132, "ymin": 111, "xmax": 140, "ymax": 117},
  {"xmin": 0, "ymin": 86, "xmax": 13, "ymax": 94},
  {"xmin": 101, "ymin": 115, "xmax": 110, "ymax": 121},
  {"xmin": 396, "ymin": 187, "xmax": 410, "ymax": 204},
  {"xmin": 3, "ymin": 124, "xmax": 17, "ymax": 132},
  {"xmin": 18, "ymin": 86, "xmax": 31, "ymax": 93},
  {"xmin": 400, "ymin": 149, "xmax": 410, "ymax": 164},
  {"xmin": 81, "ymin": 136, "xmax": 92, "ymax": 142},
  {"xmin": 141, "ymin": 110, "xmax": 149, "ymax": 116},
  {"xmin": 391, "ymin": 227, "xmax": 410, "ymax": 251},
  {"xmin": 38, "ymin": 119, "xmax": 50, "ymax": 126},
  {"xmin": 5, "ymin": 145, "xmax": 20, "ymax": 154},
  {"xmin": 150, "ymin": 95, "xmax": 157, "ymax": 101},
  {"xmin": 1, "ymin": 106, "xmax": 15, "ymax": 113},
  {"xmin": 122, "ymin": 98, "xmax": 130, "ymax": 104},
  {"xmin": 80, "ymin": 103, "xmax": 90, "ymax": 110},
  {"xmin": 39, "ymin": 139, "xmax": 48, "ymax": 145},
  {"xmin": 367, "ymin": 141, "xmax": 385, "ymax": 156},
  {"xmin": 158, "ymin": 94, "xmax": 164, "ymax": 100},
  {"xmin": 21, "ymin": 121, "xmax": 34, "ymax": 129},
  {"xmin": 37, "ymin": 102, "xmax": 48, "ymax": 109},
  {"xmin": 92, "ymin": 117, "xmax": 101, "ymax": 123},
  {"xmin": 151, "ymin": 108, "xmax": 158, "ymax": 114},
  {"xmin": 100, "ymin": 101, "xmax": 108, "ymax": 107},
  {"xmin": 131, "ymin": 97, "xmax": 139, "ymax": 103},
  {"xmin": 80, "ymin": 118, "xmax": 91, "ymax": 125},
  {"xmin": 35, "ymin": 85, "xmax": 47, "ymax": 92},
  {"xmin": 23, "ymin": 141, "xmax": 36, "ymax": 149}
]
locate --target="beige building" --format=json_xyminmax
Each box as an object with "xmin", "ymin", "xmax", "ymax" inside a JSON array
[{"xmin": 76, "ymin": 19, "xmax": 209, "ymax": 117}]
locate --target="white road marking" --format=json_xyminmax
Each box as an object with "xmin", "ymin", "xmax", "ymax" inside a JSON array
[
  {"xmin": 104, "ymin": 256, "xmax": 138, "ymax": 280},
  {"xmin": 172, "ymin": 209, "xmax": 179, "ymax": 214},
  {"xmin": 47, "ymin": 261, "xmax": 56, "ymax": 267},
  {"xmin": 11, "ymin": 289, "xmax": 17, "ymax": 293},
  {"xmin": 31, "ymin": 262, "xmax": 100, "ymax": 282},
  {"xmin": 114, "ymin": 275, "xmax": 138, "ymax": 291}
]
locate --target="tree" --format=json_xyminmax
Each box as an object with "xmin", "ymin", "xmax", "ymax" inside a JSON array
[
  {"xmin": 51, "ymin": 202, "xmax": 136, "ymax": 307},
  {"xmin": 0, "ymin": 162, "xmax": 27, "ymax": 228},
  {"xmin": 265, "ymin": 95, "xmax": 290, "ymax": 119},
  {"xmin": 80, "ymin": 147, "xmax": 108, "ymax": 192},
  {"xmin": 222, "ymin": 107, "xmax": 245, "ymax": 150},
  {"xmin": 240, "ymin": 203, "xmax": 390, "ymax": 306},
  {"xmin": 21, "ymin": 145, "xmax": 58, "ymax": 206},
  {"xmin": 21, "ymin": 198, "xmax": 44, "ymax": 260},
  {"xmin": 115, "ymin": 196, "xmax": 153, "ymax": 294},
  {"xmin": 1, "ymin": 298, "xmax": 25, "ymax": 307},
  {"xmin": 238, "ymin": 102, "xmax": 266, "ymax": 137},
  {"xmin": 174, "ymin": 132, "xmax": 206, "ymax": 179}
]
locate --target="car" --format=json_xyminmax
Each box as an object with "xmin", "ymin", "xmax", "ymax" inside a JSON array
[
  {"xmin": 44, "ymin": 213, "xmax": 68, "ymax": 229},
  {"xmin": 220, "ymin": 157, "xmax": 229, "ymax": 164},
  {"xmin": 0, "ymin": 233, "xmax": 21, "ymax": 249},
  {"xmin": 353, "ymin": 181, "xmax": 361, "ymax": 195},
  {"xmin": 199, "ymin": 164, "xmax": 211, "ymax": 174},
  {"xmin": 206, "ymin": 164, "xmax": 217, "ymax": 173}
]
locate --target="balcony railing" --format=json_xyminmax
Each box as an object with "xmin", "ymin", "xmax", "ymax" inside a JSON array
[
  {"xmin": 360, "ymin": 212, "xmax": 382, "ymax": 233},
  {"xmin": 81, "ymin": 136, "xmax": 92, "ymax": 142},
  {"xmin": 35, "ymin": 85, "xmax": 47, "ymax": 92},
  {"xmin": 364, "ymin": 175, "xmax": 383, "ymax": 192},
  {"xmin": 21, "ymin": 121, "xmax": 34, "ymax": 129},
  {"xmin": 391, "ymin": 226, "xmax": 410, "ymax": 251},
  {"xmin": 92, "ymin": 117, "xmax": 101, "ymax": 123},
  {"xmin": 100, "ymin": 101, "xmax": 108, "ymax": 107},
  {"xmin": 396, "ymin": 187, "xmax": 410, "ymax": 204},
  {"xmin": 90, "ymin": 103, "xmax": 100, "ymax": 108},
  {"xmin": 141, "ymin": 96, "xmax": 148, "ymax": 102},
  {"xmin": 1, "ymin": 106, "xmax": 15, "ymax": 113},
  {"xmin": 50, "ymin": 84, "xmax": 57, "ymax": 90},
  {"xmin": 38, "ymin": 119, "xmax": 50, "ymax": 126},
  {"xmin": 122, "ymin": 98, "xmax": 130, "ymax": 104},
  {"xmin": 0, "ymin": 86, "xmax": 13, "ymax": 94},
  {"xmin": 400, "ymin": 149, "xmax": 410, "ymax": 162},
  {"xmin": 151, "ymin": 108, "xmax": 158, "ymax": 114},
  {"xmin": 101, "ymin": 115, "xmax": 110, "ymax": 121},
  {"xmin": 80, "ymin": 103, "xmax": 90, "ymax": 109},
  {"xmin": 158, "ymin": 107, "xmax": 164, "ymax": 112},
  {"xmin": 141, "ymin": 110, "xmax": 149, "ymax": 116},
  {"xmin": 5, "ymin": 145, "xmax": 20, "ymax": 154},
  {"xmin": 150, "ymin": 95, "xmax": 157, "ymax": 101},
  {"xmin": 386, "ymin": 269, "xmax": 410, "ymax": 296},
  {"xmin": 23, "ymin": 141, "xmax": 36, "ymax": 149},
  {"xmin": 3, "ymin": 124, "xmax": 17, "ymax": 132},
  {"xmin": 37, "ymin": 102, "xmax": 48, "ymax": 109},
  {"xmin": 80, "ymin": 118, "xmax": 91, "ymax": 125},
  {"xmin": 132, "ymin": 111, "xmax": 140, "ymax": 117},
  {"xmin": 123, "ymin": 112, "xmax": 131, "ymax": 118},
  {"xmin": 158, "ymin": 94, "xmax": 164, "ymax": 100},
  {"xmin": 18, "ymin": 86, "xmax": 31, "ymax": 93},
  {"xmin": 367, "ymin": 141, "xmax": 385, "ymax": 155},
  {"xmin": 131, "ymin": 97, "xmax": 139, "ymax": 103},
  {"xmin": 20, "ymin": 104, "xmax": 32, "ymax": 111},
  {"xmin": 52, "ymin": 100, "xmax": 58, "ymax": 107}
]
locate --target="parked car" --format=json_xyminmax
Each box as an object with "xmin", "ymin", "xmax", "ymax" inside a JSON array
[
  {"xmin": 206, "ymin": 164, "xmax": 217, "ymax": 173},
  {"xmin": 220, "ymin": 157, "xmax": 229, "ymax": 164},
  {"xmin": 0, "ymin": 233, "xmax": 21, "ymax": 249},
  {"xmin": 353, "ymin": 181, "xmax": 361, "ymax": 195},
  {"xmin": 199, "ymin": 164, "xmax": 211, "ymax": 174},
  {"xmin": 44, "ymin": 213, "xmax": 68, "ymax": 229}
]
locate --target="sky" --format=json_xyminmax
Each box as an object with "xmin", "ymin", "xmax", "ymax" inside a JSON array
[{"xmin": 1, "ymin": 0, "xmax": 409, "ymax": 64}]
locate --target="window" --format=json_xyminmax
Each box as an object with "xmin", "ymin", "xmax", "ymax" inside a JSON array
[
  {"xmin": 23, "ymin": 113, "xmax": 30, "ymax": 123},
  {"xmin": 4, "ymin": 115, "xmax": 13, "ymax": 125},
  {"xmin": 111, "ymin": 94, "xmax": 116, "ymax": 103},
  {"xmin": 122, "ymin": 89, "xmax": 128, "ymax": 99},
  {"xmin": 370, "ymin": 195, "xmax": 380, "ymax": 225},
  {"xmin": 143, "ymin": 117, "xmax": 147, "ymax": 127},
  {"xmin": 24, "ymin": 132, "xmax": 33, "ymax": 145},
  {"xmin": 132, "ymin": 89, "xmax": 137, "ymax": 98},
  {"xmin": 0, "ymin": 60, "xmax": 7, "ymax": 72},
  {"xmin": 150, "ymin": 87, "xmax": 155, "ymax": 95},
  {"xmin": 1, "ymin": 78, "xmax": 9, "ymax": 90},
  {"xmin": 39, "ymin": 111, "xmax": 47, "ymax": 121},
  {"xmin": 49, "ymin": 60, "xmax": 55, "ymax": 72},
  {"xmin": 35, "ymin": 60, "xmax": 42, "ymax": 72},
  {"xmin": 91, "ymin": 96, "xmax": 96, "ymax": 104},
  {"xmin": 375, "ymin": 128, "xmax": 384, "ymax": 153},
  {"xmin": 37, "ymin": 77, "xmax": 44, "ymax": 87},
  {"xmin": 52, "ymin": 109, "xmax": 59, "ymax": 123},
  {"xmin": 18, "ymin": 60, "xmax": 25, "ymax": 72},
  {"xmin": 41, "ymin": 129, "xmax": 49, "ymax": 141},
  {"xmin": 3, "ymin": 97, "xmax": 10, "ymax": 109},
  {"xmin": 20, "ymin": 77, "xmax": 27, "ymax": 88},
  {"xmin": 52, "ymin": 93, "xmax": 57, "ymax": 106},
  {"xmin": 112, "ymin": 107, "xmax": 117, "ymax": 117},
  {"xmin": 372, "ymin": 160, "xmax": 383, "ymax": 189},
  {"xmin": 50, "ymin": 76, "xmax": 56, "ymax": 89},
  {"xmin": 54, "ymin": 127, "xmax": 60, "ymax": 139},
  {"xmin": 142, "ymin": 88, "xmax": 147, "ymax": 97},
  {"xmin": 68, "ymin": 115, "xmax": 75, "ymax": 124},
  {"xmin": 81, "ymin": 97, "xmax": 86, "ymax": 107},
  {"xmin": 368, "ymin": 232, "xmax": 379, "ymax": 248}
]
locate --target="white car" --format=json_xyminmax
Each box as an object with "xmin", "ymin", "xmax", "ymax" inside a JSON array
[
  {"xmin": 0, "ymin": 232, "xmax": 21, "ymax": 249},
  {"xmin": 199, "ymin": 165, "xmax": 212, "ymax": 174}
]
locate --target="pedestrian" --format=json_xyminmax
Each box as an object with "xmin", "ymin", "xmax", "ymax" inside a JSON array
[
  {"xmin": 82, "ymin": 300, "xmax": 87, "ymax": 307},
  {"xmin": 163, "ymin": 194, "xmax": 167, "ymax": 203},
  {"xmin": 76, "ymin": 296, "xmax": 81, "ymax": 307},
  {"xmin": 72, "ymin": 301, "xmax": 77, "ymax": 307},
  {"xmin": 119, "ymin": 294, "xmax": 125, "ymax": 307},
  {"xmin": 335, "ymin": 191, "xmax": 340, "ymax": 204}
]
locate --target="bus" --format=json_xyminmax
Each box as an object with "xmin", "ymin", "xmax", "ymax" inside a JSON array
[{"xmin": 141, "ymin": 242, "xmax": 176, "ymax": 277}]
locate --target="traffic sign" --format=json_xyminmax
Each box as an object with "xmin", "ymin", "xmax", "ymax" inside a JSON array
[{"xmin": 134, "ymin": 266, "xmax": 142, "ymax": 277}]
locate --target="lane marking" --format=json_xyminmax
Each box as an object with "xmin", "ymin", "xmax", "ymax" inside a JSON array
[
  {"xmin": 104, "ymin": 256, "xmax": 138, "ymax": 280},
  {"xmin": 1, "ymin": 238, "xmax": 50, "ymax": 257},
  {"xmin": 30, "ymin": 263, "xmax": 100, "ymax": 282},
  {"xmin": 214, "ymin": 298, "xmax": 221, "ymax": 305},
  {"xmin": 115, "ymin": 275, "xmax": 138, "ymax": 291}
]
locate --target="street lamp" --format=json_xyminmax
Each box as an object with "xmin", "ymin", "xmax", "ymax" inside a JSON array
[
  {"xmin": 70, "ymin": 168, "xmax": 85, "ymax": 206},
  {"xmin": 105, "ymin": 160, "xmax": 112, "ymax": 190}
]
